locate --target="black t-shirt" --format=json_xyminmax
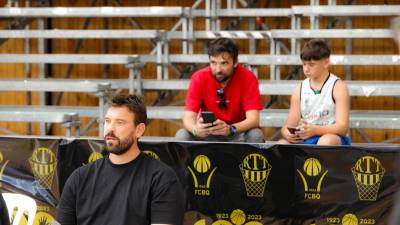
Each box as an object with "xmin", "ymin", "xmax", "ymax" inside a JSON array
[{"xmin": 57, "ymin": 153, "xmax": 184, "ymax": 225}]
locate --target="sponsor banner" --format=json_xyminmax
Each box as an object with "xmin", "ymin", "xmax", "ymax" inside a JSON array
[{"xmin": 0, "ymin": 137, "xmax": 399, "ymax": 224}]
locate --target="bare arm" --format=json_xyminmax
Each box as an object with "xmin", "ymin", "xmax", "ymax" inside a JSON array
[{"xmin": 281, "ymin": 84, "xmax": 302, "ymax": 143}]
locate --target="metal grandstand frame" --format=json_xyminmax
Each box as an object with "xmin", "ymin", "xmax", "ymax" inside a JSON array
[{"xmin": 0, "ymin": 1, "xmax": 399, "ymax": 142}]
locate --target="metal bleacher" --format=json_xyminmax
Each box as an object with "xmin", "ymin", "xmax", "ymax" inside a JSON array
[
  {"xmin": 0, "ymin": 2, "xmax": 399, "ymax": 142},
  {"xmin": 0, "ymin": 79, "xmax": 110, "ymax": 136}
]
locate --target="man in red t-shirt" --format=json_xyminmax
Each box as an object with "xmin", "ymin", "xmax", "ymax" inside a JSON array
[{"xmin": 175, "ymin": 38, "xmax": 264, "ymax": 143}]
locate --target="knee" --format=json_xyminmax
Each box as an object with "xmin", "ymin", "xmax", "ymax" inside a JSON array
[
  {"xmin": 317, "ymin": 134, "xmax": 341, "ymax": 145},
  {"xmin": 244, "ymin": 128, "xmax": 265, "ymax": 143},
  {"xmin": 175, "ymin": 128, "xmax": 193, "ymax": 141},
  {"xmin": 276, "ymin": 139, "xmax": 290, "ymax": 144}
]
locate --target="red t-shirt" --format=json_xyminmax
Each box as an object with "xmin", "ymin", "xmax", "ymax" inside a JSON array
[{"xmin": 185, "ymin": 64, "xmax": 263, "ymax": 124}]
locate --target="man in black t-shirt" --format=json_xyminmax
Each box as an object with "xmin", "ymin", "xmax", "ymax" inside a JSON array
[{"xmin": 57, "ymin": 94, "xmax": 185, "ymax": 225}]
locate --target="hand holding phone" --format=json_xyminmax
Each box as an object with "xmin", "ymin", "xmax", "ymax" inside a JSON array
[
  {"xmin": 287, "ymin": 126, "xmax": 300, "ymax": 135},
  {"xmin": 201, "ymin": 111, "xmax": 215, "ymax": 125}
]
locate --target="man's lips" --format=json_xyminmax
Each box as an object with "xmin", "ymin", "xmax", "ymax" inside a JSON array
[{"xmin": 106, "ymin": 136, "xmax": 118, "ymax": 141}]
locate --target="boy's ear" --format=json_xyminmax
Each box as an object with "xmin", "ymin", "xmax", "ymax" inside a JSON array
[{"xmin": 323, "ymin": 58, "xmax": 330, "ymax": 69}]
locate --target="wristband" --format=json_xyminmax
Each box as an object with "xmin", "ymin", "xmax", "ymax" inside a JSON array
[
  {"xmin": 191, "ymin": 126, "xmax": 198, "ymax": 137},
  {"xmin": 229, "ymin": 125, "xmax": 237, "ymax": 136}
]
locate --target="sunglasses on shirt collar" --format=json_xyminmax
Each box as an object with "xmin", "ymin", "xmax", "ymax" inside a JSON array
[{"xmin": 216, "ymin": 88, "xmax": 227, "ymax": 110}]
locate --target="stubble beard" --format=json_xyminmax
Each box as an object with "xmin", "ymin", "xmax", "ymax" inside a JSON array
[{"xmin": 104, "ymin": 131, "xmax": 135, "ymax": 155}]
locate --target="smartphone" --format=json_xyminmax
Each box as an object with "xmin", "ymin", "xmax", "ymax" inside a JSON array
[
  {"xmin": 201, "ymin": 111, "xmax": 215, "ymax": 124},
  {"xmin": 287, "ymin": 126, "xmax": 300, "ymax": 134}
]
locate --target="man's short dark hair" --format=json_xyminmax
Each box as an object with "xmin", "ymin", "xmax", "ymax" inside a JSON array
[
  {"xmin": 207, "ymin": 38, "xmax": 239, "ymax": 63},
  {"xmin": 109, "ymin": 93, "xmax": 147, "ymax": 125},
  {"xmin": 300, "ymin": 39, "xmax": 331, "ymax": 61}
]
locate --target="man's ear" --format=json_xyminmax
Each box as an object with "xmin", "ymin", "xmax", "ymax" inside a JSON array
[
  {"xmin": 135, "ymin": 123, "xmax": 146, "ymax": 138},
  {"xmin": 234, "ymin": 61, "xmax": 238, "ymax": 68}
]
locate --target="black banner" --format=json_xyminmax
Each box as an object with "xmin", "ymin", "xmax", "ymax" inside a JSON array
[{"xmin": 1, "ymin": 136, "xmax": 399, "ymax": 225}]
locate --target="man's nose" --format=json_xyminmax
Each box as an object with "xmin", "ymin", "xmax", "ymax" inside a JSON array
[
  {"xmin": 104, "ymin": 122, "xmax": 115, "ymax": 134},
  {"xmin": 215, "ymin": 64, "xmax": 222, "ymax": 72}
]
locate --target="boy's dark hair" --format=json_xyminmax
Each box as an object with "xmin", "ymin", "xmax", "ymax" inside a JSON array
[
  {"xmin": 207, "ymin": 38, "xmax": 239, "ymax": 63},
  {"xmin": 109, "ymin": 93, "xmax": 147, "ymax": 125},
  {"xmin": 300, "ymin": 39, "xmax": 331, "ymax": 61}
]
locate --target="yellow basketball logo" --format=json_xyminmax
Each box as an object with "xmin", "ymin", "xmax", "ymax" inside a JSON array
[
  {"xmin": 241, "ymin": 153, "xmax": 270, "ymax": 182},
  {"xmin": 352, "ymin": 156, "xmax": 385, "ymax": 201},
  {"xmin": 194, "ymin": 219, "xmax": 207, "ymax": 225},
  {"xmin": 230, "ymin": 209, "xmax": 246, "ymax": 225},
  {"xmin": 240, "ymin": 153, "xmax": 271, "ymax": 197},
  {"xmin": 88, "ymin": 152, "xmax": 103, "ymax": 163},
  {"xmin": 353, "ymin": 156, "xmax": 384, "ymax": 185},
  {"xmin": 143, "ymin": 150, "xmax": 160, "ymax": 160},
  {"xmin": 212, "ymin": 220, "xmax": 233, "ymax": 225},
  {"xmin": 342, "ymin": 214, "xmax": 358, "ymax": 225},
  {"xmin": 244, "ymin": 222, "xmax": 262, "ymax": 225},
  {"xmin": 194, "ymin": 155, "xmax": 211, "ymax": 173},
  {"xmin": 30, "ymin": 148, "xmax": 56, "ymax": 176},
  {"xmin": 29, "ymin": 147, "xmax": 57, "ymax": 189},
  {"xmin": 303, "ymin": 158, "xmax": 321, "ymax": 177}
]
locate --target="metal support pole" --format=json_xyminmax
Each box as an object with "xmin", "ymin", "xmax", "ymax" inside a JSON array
[
  {"xmin": 156, "ymin": 39, "xmax": 163, "ymax": 80},
  {"xmin": 310, "ymin": 0, "xmax": 320, "ymax": 29},
  {"xmin": 206, "ymin": 0, "xmax": 211, "ymax": 31},
  {"xmin": 127, "ymin": 56, "xmax": 141, "ymax": 94},
  {"xmin": 103, "ymin": 0, "xmax": 110, "ymax": 79},
  {"xmin": 270, "ymin": 39, "xmax": 276, "ymax": 80},
  {"xmin": 227, "ymin": 0, "xmax": 232, "ymax": 9},
  {"xmin": 38, "ymin": 18, "xmax": 46, "ymax": 135},
  {"xmin": 135, "ymin": 63, "xmax": 143, "ymax": 95},
  {"xmin": 97, "ymin": 94, "xmax": 105, "ymax": 137},
  {"xmin": 275, "ymin": 42, "xmax": 281, "ymax": 80},
  {"xmin": 328, "ymin": 0, "xmax": 337, "ymax": 5},
  {"xmin": 128, "ymin": 63, "xmax": 135, "ymax": 94},
  {"xmin": 291, "ymin": 15, "xmax": 301, "ymax": 55},
  {"xmin": 216, "ymin": 0, "xmax": 221, "ymax": 31},
  {"xmin": 162, "ymin": 32, "xmax": 169, "ymax": 80},
  {"xmin": 74, "ymin": 122, "xmax": 80, "ymax": 138},
  {"xmin": 345, "ymin": 0, "xmax": 354, "ymax": 140},
  {"xmin": 25, "ymin": 0, "xmax": 32, "ymax": 135},
  {"xmin": 188, "ymin": 10, "xmax": 194, "ymax": 54},
  {"xmin": 182, "ymin": 15, "xmax": 188, "ymax": 54},
  {"xmin": 249, "ymin": 18, "xmax": 256, "ymax": 55}
]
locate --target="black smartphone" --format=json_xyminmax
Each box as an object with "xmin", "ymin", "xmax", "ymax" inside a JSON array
[
  {"xmin": 201, "ymin": 111, "xmax": 215, "ymax": 124},
  {"xmin": 287, "ymin": 126, "xmax": 300, "ymax": 134}
]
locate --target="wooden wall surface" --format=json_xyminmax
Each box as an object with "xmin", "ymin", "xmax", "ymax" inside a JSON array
[{"xmin": 0, "ymin": 0, "xmax": 399, "ymax": 143}]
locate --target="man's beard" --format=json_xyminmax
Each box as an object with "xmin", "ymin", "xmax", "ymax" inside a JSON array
[
  {"xmin": 104, "ymin": 131, "xmax": 135, "ymax": 155},
  {"xmin": 213, "ymin": 72, "xmax": 231, "ymax": 83}
]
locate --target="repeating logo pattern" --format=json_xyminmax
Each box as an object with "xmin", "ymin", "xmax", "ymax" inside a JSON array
[
  {"xmin": 297, "ymin": 158, "xmax": 328, "ymax": 200},
  {"xmin": 188, "ymin": 155, "xmax": 217, "ymax": 196},
  {"xmin": 351, "ymin": 156, "xmax": 385, "ymax": 201},
  {"xmin": 194, "ymin": 209, "xmax": 262, "ymax": 225},
  {"xmin": 240, "ymin": 153, "xmax": 271, "ymax": 197},
  {"xmin": 87, "ymin": 152, "xmax": 103, "ymax": 163},
  {"xmin": 0, "ymin": 151, "xmax": 9, "ymax": 188},
  {"xmin": 143, "ymin": 150, "xmax": 160, "ymax": 160},
  {"xmin": 326, "ymin": 213, "xmax": 375, "ymax": 225},
  {"xmin": 29, "ymin": 147, "xmax": 57, "ymax": 189}
]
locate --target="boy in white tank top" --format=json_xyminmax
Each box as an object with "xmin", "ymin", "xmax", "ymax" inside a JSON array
[{"xmin": 277, "ymin": 39, "xmax": 351, "ymax": 145}]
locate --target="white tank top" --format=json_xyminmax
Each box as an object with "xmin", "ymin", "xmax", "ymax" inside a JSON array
[{"xmin": 300, "ymin": 73, "xmax": 339, "ymax": 126}]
